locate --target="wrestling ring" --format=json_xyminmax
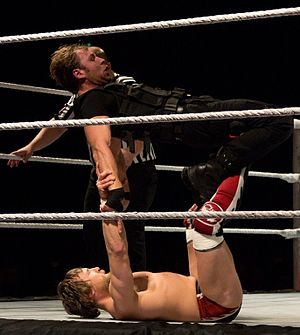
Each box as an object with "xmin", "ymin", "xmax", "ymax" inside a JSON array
[{"xmin": 0, "ymin": 5, "xmax": 300, "ymax": 335}]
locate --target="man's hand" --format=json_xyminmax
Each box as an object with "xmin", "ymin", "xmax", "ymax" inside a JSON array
[
  {"xmin": 7, "ymin": 145, "xmax": 34, "ymax": 168},
  {"xmin": 97, "ymin": 170, "xmax": 129, "ymax": 212},
  {"xmin": 98, "ymin": 170, "xmax": 115, "ymax": 193},
  {"xmin": 97, "ymin": 169, "xmax": 116, "ymax": 202}
]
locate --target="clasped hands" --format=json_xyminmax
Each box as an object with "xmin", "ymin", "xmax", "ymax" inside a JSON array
[{"xmin": 96, "ymin": 170, "xmax": 130, "ymax": 212}]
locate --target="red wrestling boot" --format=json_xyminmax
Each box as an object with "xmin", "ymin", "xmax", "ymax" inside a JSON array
[{"xmin": 191, "ymin": 167, "xmax": 248, "ymax": 251}]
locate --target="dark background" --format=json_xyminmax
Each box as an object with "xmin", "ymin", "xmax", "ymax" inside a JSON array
[{"xmin": 0, "ymin": 1, "xmax": 299, "ymax": 298}]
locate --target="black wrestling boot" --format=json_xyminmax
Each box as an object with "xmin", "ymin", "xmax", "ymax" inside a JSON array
[{"xmin": 181, "ymin": 148, "xmax": 238, "ymax": 205}]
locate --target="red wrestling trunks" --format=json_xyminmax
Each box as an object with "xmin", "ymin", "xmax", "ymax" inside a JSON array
[{"xmin": 196, "ymin": 292, "xmax": 241, "ymax": 322}]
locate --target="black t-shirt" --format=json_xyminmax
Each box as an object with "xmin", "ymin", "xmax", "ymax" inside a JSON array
[
  {"xmin": 74, "ymin": 88, "xmax": 123, "ymax": 137},
  {"xmin": 74, "ymin": 88, "xmax": 119, "ymax": 118}
]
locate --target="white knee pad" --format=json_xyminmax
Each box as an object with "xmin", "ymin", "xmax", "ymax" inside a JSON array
[{"xmin": 192, "ymin": 230, "xmax": 224, "ymax": 251}]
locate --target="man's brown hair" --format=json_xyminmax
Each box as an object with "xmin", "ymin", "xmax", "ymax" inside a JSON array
[
  {"xmin": 57, "ymin": 267, "xmax": 100, "ymax": 318},
  {"xmin": 50, "ymin": 44, "xmax": 87, "ymax": 94}
]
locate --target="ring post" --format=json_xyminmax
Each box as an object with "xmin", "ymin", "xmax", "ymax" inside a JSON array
[{"xmin": 293, "ymin": 119, "xmax": 300, "ymax": 291}]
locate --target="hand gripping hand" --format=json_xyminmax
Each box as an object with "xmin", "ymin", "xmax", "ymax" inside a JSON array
[{"xmin": 96, "ymin": 170, "xmax": 130, "ymax": 212}]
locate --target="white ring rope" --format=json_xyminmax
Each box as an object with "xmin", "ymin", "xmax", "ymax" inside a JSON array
[
  {"xmin": 0, "ymin": 222, "xmax": 298, "ymax": 239},
  {"xmin": 0, "ymin": 107, "xmax": 299, "ymax": 131},
  {"xmin": 0, "ymin": 153, "xmax": 92, "ymax": 166},
  {"xmin": 1, "ymin": 81, "xmax": 300, "ymax": 130},
  {"xmin": 0, "ymin": 153, "xmax": 299, "ymax": 184},
  {"xmin": 0, "ymin": 82, "xmax": 299, "ymax": 131},
  {"xmin": 0, "ymin": 211, "xmax": 299, "ymax": 221},
  {"xmin": 155, "ymin": 164, "xmax": 300, "ymax": 184},
  {"xmin": 2, "ymin": 80, "xmax": 300, "ymax": 130},
  {"xmin": 0, "ymin": 7, "xmax": 299, "ymax": 44},
  {"xmin": 0, "ymin": 82, "xmax": 71, "ymax": 96}
]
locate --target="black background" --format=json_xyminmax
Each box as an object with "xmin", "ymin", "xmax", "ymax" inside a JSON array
[{"xmin": 0, "ymin": 1, "xmax": 299, "ymax": 298}]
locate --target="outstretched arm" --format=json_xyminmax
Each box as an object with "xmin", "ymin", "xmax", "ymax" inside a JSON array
[
  {"xmin": 7, "ymin": 95, "xmax": 75, "ymax": 167},
  {"xmin": 98, "ymin": 171, "xmax": 138, "ymax": 319},
  {"xmin": 102, "ymin": 219, "xmax": 138, "ymax": 318},
  {"xmin": 7, "ymin": 127, "xmax": 67, "ymax": 167}
]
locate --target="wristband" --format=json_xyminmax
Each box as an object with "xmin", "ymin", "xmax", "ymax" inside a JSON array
[{"xmin": 106, "ymin": 188, "xmax": 125, "ymax": 212}]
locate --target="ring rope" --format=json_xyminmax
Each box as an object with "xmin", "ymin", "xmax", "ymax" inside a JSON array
[
  {"xmin": 1, "ymin": 81, "xmax": 299, "ymax": 130},
  {"xmin": 0, "ymin": 7, "xmax": 299, "ymax": 44},
  {"xmin": 0, "ymin": 81, "xmax": 71, "ymax": 96},
  {"xmin": 0, "ymin": 222, "xmax": 298, "ymax": 239},
  {"xmin": 0, "ymin": 107, "xmax": 299, "ymax": 131},
  {"xmin": 154, "ymin": 164, "xmax": 299, "ymax": 183},
  {"xmin": 0, "ymin": 153, "xmax": 92, "ymax": 166},
  {"xmin": 1, "ymin": 153, "xmax": 299, "ymax": 184},
  {"xmin": 0, "ymin": 211, "xmax": 299, "ymax": 221},
  {"xmin": 2, "ymin": 80, "xmax": 300, "ymax": 131}
]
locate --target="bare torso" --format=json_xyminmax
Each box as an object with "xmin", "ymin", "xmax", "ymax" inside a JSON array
[{"xmin": 107, "ymin": 271, "xmax": 201, "ymax": 321}]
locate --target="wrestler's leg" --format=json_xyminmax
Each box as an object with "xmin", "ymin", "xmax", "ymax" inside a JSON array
[
  {"xmin": 181, "ymin": 99, "xmax": 292, "ymax": 205},
  {"xmin": 194, "ymin": 241, "xmax": 243, "ymax": 309},
  {"xmin": 190, "ymin": 169, "xmax": 246, "ymax": 308},
  {"xmin": 208, "ymin": 99, "xmax": 292, "ymax": 169}
]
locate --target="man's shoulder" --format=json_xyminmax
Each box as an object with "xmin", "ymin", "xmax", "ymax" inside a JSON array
[{"xmin": 74, "ymin": 88, "xmax": 119, "ymax": 118}]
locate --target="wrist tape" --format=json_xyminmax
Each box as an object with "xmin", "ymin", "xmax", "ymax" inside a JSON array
[{"xmin": 106, "ymin": 188, "xmax": 125, "ymax": 212}]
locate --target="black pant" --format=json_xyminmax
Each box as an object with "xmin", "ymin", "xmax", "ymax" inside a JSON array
[
  {"xmin": 179, "ymin": 98, "xmax": 293, "ymax": 170},
  {"xmin": 83, "ymin": 160, "xmax": 158, "ymax": 271}
]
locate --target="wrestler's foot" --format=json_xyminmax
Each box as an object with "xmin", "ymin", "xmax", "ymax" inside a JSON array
[
  {"xmin": 188, "ymin": 167, "xmax": 248, "ymax": 236},
  {"xmin": 193, "ymin": 200, "xmax": 225, "ymax": 236},
  {"xmin": 181, "ymin": 159, "xmax": 227, "ymax": 205}
]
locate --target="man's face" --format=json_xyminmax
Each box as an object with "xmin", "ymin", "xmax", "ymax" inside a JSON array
[
  {"xmin": 75, "ymin": 47, "xmax": 114, "ymax": 86},
  {"xmin": 78, "ymin": 267, "xmax": 110, "ymax": 295}
]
